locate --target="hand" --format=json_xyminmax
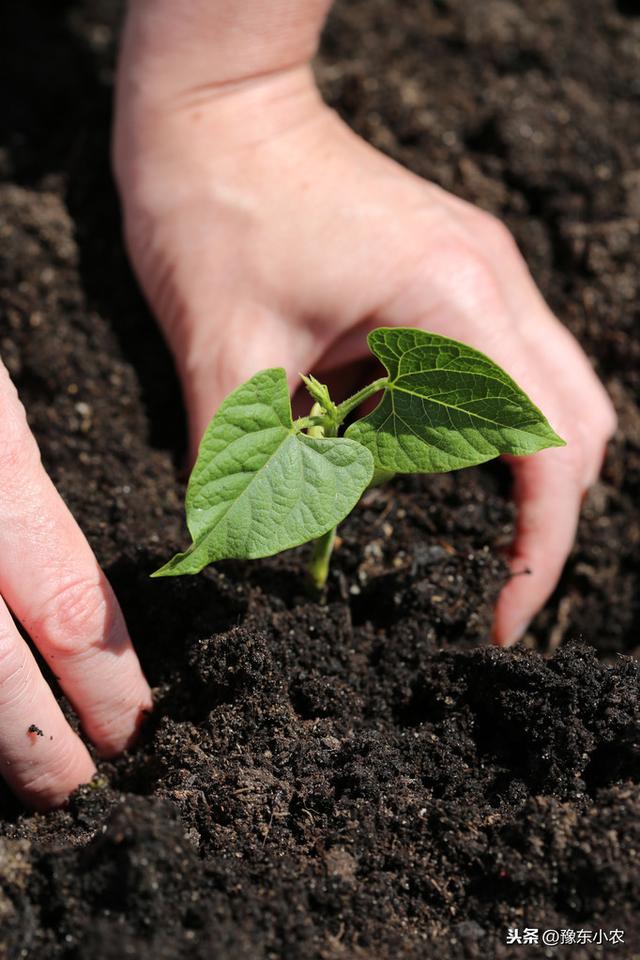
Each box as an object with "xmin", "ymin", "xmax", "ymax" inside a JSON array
[
  {"xmin": 114, "ymin": 65, "xmax": 616, "ymax": 647},
  {"xmin": 0, "ymin": 364, "xmax": 151, "ymax": 809}
]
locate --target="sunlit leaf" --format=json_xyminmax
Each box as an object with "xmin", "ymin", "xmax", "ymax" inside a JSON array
[
  {"xmin": 153, "ymin": 368, "xmax": 373, "ymax": 576},
  {"xmin": 346, "ymin": 327, "xmax": 564, "ymax": 472}
]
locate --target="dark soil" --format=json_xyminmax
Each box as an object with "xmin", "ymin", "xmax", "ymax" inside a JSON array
[{"xmin": 1, "ymin": 1, "xmax": 639, "ymax": 957}]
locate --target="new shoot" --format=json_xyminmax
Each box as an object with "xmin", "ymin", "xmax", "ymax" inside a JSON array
[{"xmin": 153, "ymin": 328, "xmax": 564, "ymax": 589}]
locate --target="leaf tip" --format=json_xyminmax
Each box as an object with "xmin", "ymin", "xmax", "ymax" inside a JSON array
[
  {"xmin": 150, "ymin": 554, "xmax": 186, "ymax": 578},
  {"xmin": 545, "ymin": 424, "xmax": 567, "ymax": 449}
]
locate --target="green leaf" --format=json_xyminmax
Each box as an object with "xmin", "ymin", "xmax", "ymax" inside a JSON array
[
  {"xmin": 345, "ymin": 327, "xmax": 565, "ymax": 473},
  {"xmin": 153, "ymin": 368, "xmax": 374, "ymax": 576}
]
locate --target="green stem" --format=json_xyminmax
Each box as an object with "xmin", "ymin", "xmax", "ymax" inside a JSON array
[
  {"xmin": 334, "ymin": 377, "xmax": 388, "ymax": 424},
  {"xmin": 293, "ymin": 414, "xmax": 329, "ymax": 433},
  {"xmin": 305, "ymin": 403, "xmax": 340, "ymax": 591},
  {"xmin": 303, "ymin": 377, "xmax": 389, "ymax": 590},
  {"xmin": 307, "ymin": 526, "xmax": 336, "ymax": 591},
  {"xmin": 296, "ymin": 377, "xmax": 389, "ymax": 436}
]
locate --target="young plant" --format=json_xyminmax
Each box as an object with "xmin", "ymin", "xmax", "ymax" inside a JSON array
[{"xmin": 153, "ymin": 327, "xmax": 564, "ymax": 587}]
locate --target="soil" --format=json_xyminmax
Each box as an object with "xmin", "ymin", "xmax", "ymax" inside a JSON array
[{"xmin": 0, "ymin": 1, "xmax": 639, "ymax": 958}]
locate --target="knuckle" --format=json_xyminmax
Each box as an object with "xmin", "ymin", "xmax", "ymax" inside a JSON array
[
  {"xmin": 18, "ymin": 769, "xmax": 63, "ymax": 806},
  {"xmin": 88, "ymin": 704, "xmax": 137, "ymax": 757},
  {"xmin": 475, "ymin": 210, "xmax": 519, "ymax": 256},
  {"xmin": 606, "ymin": 411, "xmax": 618, "ymax": 439},
  {"xmin": 87, "ymin": 717, "xmax": 123, "ymax": 755},
  {"xmin": 579, "ymin": 380, "xmax": 618, "ymax": 443},
  {"xmin": 440, "ymin": 238, "xmax": 503, "ymax": 307},
  {"xmin": 559, "ymin": 436, "xmax": 588, "ymax": 484},
  {"xmin": 598, "ymin": 396, "xmax": 618, "ymax": 439},
  {"xmin": 570, "ymin": 402, "xmax": 616, "ymax": 486},
  {"xmin": 19, "ymin": 739, "xmax": 90, "ymax": 807},
  {"xmin": 35, "ymin": 577, "xmax": 112, "ymax": 660},
  {"xmin": 80, "ymin": 669, "xmax": 150, "ymax": 757},
  {"xmin": 0, "ymin": 634, "xmax": 29, "ymax": 702}
]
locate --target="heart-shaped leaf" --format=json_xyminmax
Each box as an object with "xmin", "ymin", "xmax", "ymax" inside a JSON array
[
  {"xmin": 153, "ymin": 368, "xmax": 374, "ymax": 576},
  {"xmin": 346, "ymin": 327, "xmax": 564, "ymax": 473}
]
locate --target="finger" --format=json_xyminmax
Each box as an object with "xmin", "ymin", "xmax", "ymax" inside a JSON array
[
  {"xmin": 364, "ymin": 245, "xmax": 593, "ymax": 650},
  {"xmin": 442, "ymin": 197, "xmax": 617, "ymax": 454},
  {"xmin": 0, "ymin": 368, "xmax": 152, "ymax": 756},
  {"xmin": 0, "ymin": 595, "xmax": 95, "ymax": 810},
  {"xmin": 180, "ymin": 305, "xmax": 314, "ymax": 463},
  {"xmin": 492, "ymin": 446, "xmax": 584, "ymax": 647},
  {"xmin": 499, "ymin": 283, "xmax": 617, "ymax": 464},
  {"xmin": 522, "ymin": 324, "xmax": 616, "ymax": 486}
]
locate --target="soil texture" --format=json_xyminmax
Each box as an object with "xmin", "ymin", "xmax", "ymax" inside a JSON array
[{"xmin": 0, "ymin": 1, "xmax": 639, "ymax": 957}]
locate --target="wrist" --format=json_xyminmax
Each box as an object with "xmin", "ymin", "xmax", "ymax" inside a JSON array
[
  {"xmin": 117, "ymin": 0, "xmax": 331, "ymax": 105},
  {"xmin": 113, "ymin": 59, "xmax": 326, "ymax": 200},
  {"xmin": 114, "ymin": 3, "xmax": 332, "ymax": 186}
]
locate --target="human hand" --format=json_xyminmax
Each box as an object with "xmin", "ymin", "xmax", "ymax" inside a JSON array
[
  {"xmin": 0, "ymin": 364, "xmax": 151, "ymax": 809},
  {"xmin": 114, "ymin": 64, "xmax": 615, "ymax": 648}
]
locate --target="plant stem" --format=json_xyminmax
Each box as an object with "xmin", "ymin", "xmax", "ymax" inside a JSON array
[
  {"xmin": 307, "ymin": 526, "xmax": 336, "ymax": 591},
  {"xmin": 305, "ymin": 403, "xmax": 340, "ymax": 591},
  {"xmin": 334, "ymin": 377, "xmax": 388, "ymax": 424},
  {"xmin": 303, "ymin": 376, "xmax": 389, "ymax": 590},
  {"xmin": 293, "ymin": 414, "xmax": 328, "ymax": 433},
  {"xmin": 296, "ymin": 377, "xmax": 389, "ymax": 436}
]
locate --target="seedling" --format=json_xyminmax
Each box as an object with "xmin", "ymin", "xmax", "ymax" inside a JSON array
[{"xmin": 153, "ymin": 327, "xmax": 564, "ymax": 588}]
